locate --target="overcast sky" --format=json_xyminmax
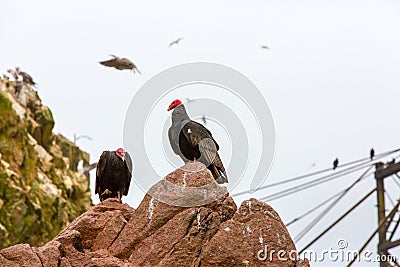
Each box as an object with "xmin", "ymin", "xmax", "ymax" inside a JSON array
[{"xmin": 1, "ymin": 1, "xmax": 400, "ymax": 266}]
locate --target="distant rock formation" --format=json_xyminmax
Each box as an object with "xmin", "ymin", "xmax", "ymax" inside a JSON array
[
  {"xmin": 0, "ymin": 162, "xmax": 309, "ymax": 266},
  {"xmin": 0, "ymin": 76, "xmax": 92, "ymax": 249}
]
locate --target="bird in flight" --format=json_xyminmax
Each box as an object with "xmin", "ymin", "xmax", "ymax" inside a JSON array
[
  {"xmin": 201, "ymin": 115, "xmax": 207, "ymax": 125},
  {"xmin": 333, "ymin": 158, "xmax": 339, "ymax": 170},
  {"xmin": 167, "ymin": 99, "xmax": 228, "ymax": 184},
  {"xmin": 370, "ymin": 148, "xmax": 375, "ymax": 161},
  {"xmin": 95, "ymin": 148, "xmax": 133, "ymax": 202},
  {"xmin": 99, "ymin": 55, "xmax": 141, "ymax": 74},
  {"xmin": 260, "ymin": 45, "xmax": 270, "ymax": 50},
  {"xmin": 169, "ymin": 37, "xmax": 184, "ymax": 47}
]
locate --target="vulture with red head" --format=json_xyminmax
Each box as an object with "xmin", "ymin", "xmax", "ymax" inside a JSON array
[
  {"xmin": 167, "ymin": 99, "xmax": 228, "ymax": 184},
  {"xmin": 95, "ymin": 148, "xmax": 133, "ymax": 202}
]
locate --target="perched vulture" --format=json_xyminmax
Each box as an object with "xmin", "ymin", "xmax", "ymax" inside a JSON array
[
  {"xmin": 370, "ymin": 148, "xmax": 375, "ymax": 161},
  {"xmin": 169, "ymin": 37, "xmax": 183, "ymax": 47},
  {"xmin": 99, "ymin": 55, "xmax": 141, "ymax": 73},
  {"xmin": 16, "ymin": 67, "xmax": 37, "ymax": 86},
  {"xmin": 95, "ymin": 148, "xmax": 133, "ymax": 202},
  {"xmin": 333, "ymin": 158, "xmax": 339, "ymax": 170},
  {"xmin": 167, "ymin": 99, "xmax": 228, "ymax": 184}
]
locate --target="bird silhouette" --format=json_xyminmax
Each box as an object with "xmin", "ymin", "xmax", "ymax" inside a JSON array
[
  {"xmin": 333, "ymin": 158, "xmax": 339, "ymax": 170},
  {"xmin": 169, "ymin": 37, "xmax": 184, "ymax": 47},
  {"xmin": 201, "ymin": 115, "xmax": 207, "ymax": 125},
  {"xmin": 73, "ymin": 134, "xmax": 93, "ymax": 144},
  {"xmin": 16, "ymin": 67, "xmax": 37, "ymax": 86},
  {"xmin": 260, "ymin": 45, "xmax": 270, "ymax": 50},
  {"xmin": 99, "ymin": 55, "xmax": 141, "ymax": 74},
  {"xmin": 370, "ymin": 148, "xmax": 375, "ymax": 161}
]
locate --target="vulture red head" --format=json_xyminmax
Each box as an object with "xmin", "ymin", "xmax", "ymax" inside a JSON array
[
  {"xmin": 167, "ymin": 99, "xmax": 182, "ymax": 111},
  {"xmin": 115, "ymin": 148, "xmax": 125, "ymax": 160}
]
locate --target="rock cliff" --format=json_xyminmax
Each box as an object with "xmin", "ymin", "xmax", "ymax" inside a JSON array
[
  {"xmin": 0, "ymin": 162, "xmax": 310, "ymax": 266},
  {"xmin": 0, "ymin": 76, "xmax": 92, "ymax": 249}
]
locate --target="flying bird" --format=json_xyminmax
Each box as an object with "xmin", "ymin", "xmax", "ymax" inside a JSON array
[
  {"xmin": 260, "ymin": 45, "xmax": 270, "ymax": 50},
  {"xmin": 167, "ymin": 99, "xmax": 228, "ymax": 184},
  {"xmin": 73, "ymin": 134, "xmax": 93, "ymax": 144},
  {"xmin": 169, "ymin": 37, "xmax": 183, "ymax": 47},
  {"xmin": 333, "ymin": 158, "xmax": 339, "ymax": 170},
  {"xmin": 16, "ymin": 67, "xmax": 37, "ymax": 86},
  {"xmin": 370, "ymin": 148, "xmax": 375, "ymax": 161},
  {"xmin": 77, "ymin": 160, "xmax": 97, "ymax": 175},
  {"xmin": 95, "ymin": 148, "xmax": 133, "ymax": 202},
  {"xmin": 99, "ymin": 55, "xmax": 141, "ymax": 74},
  {"xmin": 310, "ymin": 161, "xmax": 317, "ymax": 169},
  {"xmin": 201, "ymin": 115, "xmax": 207, "ymax": 125}
]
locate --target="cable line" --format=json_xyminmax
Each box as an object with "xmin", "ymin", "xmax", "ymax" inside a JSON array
[
  {"xmin": 299, "ymin": 188, "xmax": 376, "ymax": 254},
  {"xmin": 233, "ymin": 147, "xmax": 400, "ymax": 198},
  {"xmin": 294, "ymin": 166, "xmax": 373, "ymax": 242},
  {"xmin": 346, "ymin": 197, "xmax": 400, "ymax": 267},
  {"xmin": 286, "ymin": 190, "xmax": 344, "ymax": 227},
  {"xmin": 259, "ymin": 163, "xmax": 371, "ymax": 202}
]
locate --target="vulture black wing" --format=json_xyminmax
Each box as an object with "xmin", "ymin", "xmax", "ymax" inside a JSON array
[
  {"xmin": 95, "ymin": 151, "xmax": 109, "ymax": 194},
  {"xmin": 123, "ymin": 152, "xmax": 133, "ymax": 196},
  {"xmin": 181, "ymin": 120, "xmax": 220, "ymax": 165},
  {"xmin": 169, "ymin": 125, "xmax": 189, "ymax": 162}
]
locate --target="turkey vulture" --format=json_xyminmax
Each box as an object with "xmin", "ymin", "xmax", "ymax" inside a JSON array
[
  {"xmin": 370, "ymin": 148, "xmax": 375, "ymax": 161},
  {"xmin": 333, "ymin": 158, "xmax": 339, "ymax": 170},
  {"xmin": 95, "ymin": 148, "xmax": 133, "ymax": 202},
  {"xmin": 169, "ymin": 37, "xmax": 183, "ymax": 47},
  {"xmin": 99, "ymin": 55, "xmax": 141, "ymax": 74},
  {"xmin": 167, "ymin": 99, "xmax": 228, "ymax": 184}
]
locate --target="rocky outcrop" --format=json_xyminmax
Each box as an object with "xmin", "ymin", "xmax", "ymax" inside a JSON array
[
  {"xmin": 0, "ymin": 162, "xmax": 309, "ymax": 266},
  {"xmin": 0, "ymin": 76, "xmax": 92, "ymax": 249}
]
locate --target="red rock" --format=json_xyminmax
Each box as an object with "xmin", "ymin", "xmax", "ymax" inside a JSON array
[
  {"xmin": 0, "ymin": 162, "xmax": 309, "ymax": 267},
  {"xmin": 0, "ymin": 243, "xmax": 42, "ymax": 267},
  {"xmin": 199, "ymin": 198, "xmax": 300, "ymax": 266},
  {"xmin": 35, "ymin": 240, "xmax": 62, "ymax": 267}
]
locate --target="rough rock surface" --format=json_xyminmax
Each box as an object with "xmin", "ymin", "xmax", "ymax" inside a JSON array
[
  {"xmin": 0, "ymin": 162, "xmax": 309, "ymax": 266},
  {"xmin": 0, "ymin": 75, "xmax": 92, "ymax": 249}
]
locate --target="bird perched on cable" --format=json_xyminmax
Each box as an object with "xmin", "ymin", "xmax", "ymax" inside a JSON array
[
  {"xmin": 169, "ymin": 37, "xmax": 183, "ymax": 47},
  {"xmin": 16, "ymin": 67, "xmax": 37, "ymax": 86},
  {"xmin": 99, "ymin": 55, "xmax": 141, "ymax": 74},
  {"xmin": 95, "ymin": 148, "xmax": 133, "ymax": 202},
  {"xmin": 333, "ymin": 158, "xmax": 339, "ymax": 170},
  {"xmin": 370, "ymin": 148, "xmax": 375, "ymax": 161},
  {"xmin": 167, "ymin": 99, "xmax": 228, "ymax": 184}
]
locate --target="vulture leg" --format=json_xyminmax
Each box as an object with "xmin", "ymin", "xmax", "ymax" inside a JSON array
[{"xmin": 117, "ymin": 191, "xmax": 121, "ymax": 203}]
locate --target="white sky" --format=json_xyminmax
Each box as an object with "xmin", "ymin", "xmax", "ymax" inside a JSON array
[{"xmin": 1, "ymin": 1, "xmax": 400, "ymax": 266}]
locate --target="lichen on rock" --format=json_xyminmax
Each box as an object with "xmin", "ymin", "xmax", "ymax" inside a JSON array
[{"xmin": 0, "ymin": 76, "xmax": 92, "ymax": 249}]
